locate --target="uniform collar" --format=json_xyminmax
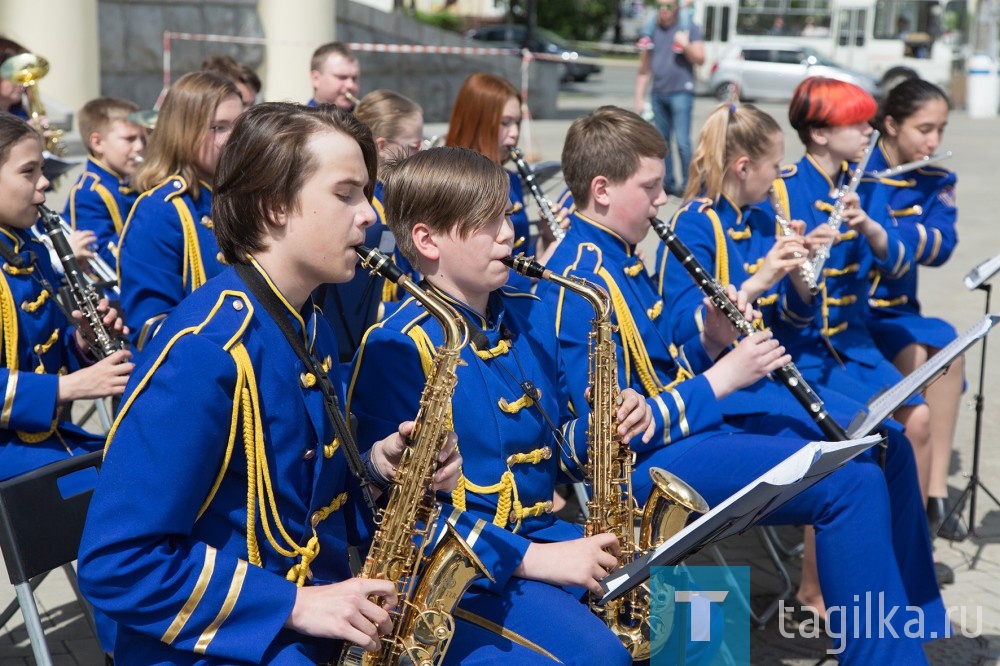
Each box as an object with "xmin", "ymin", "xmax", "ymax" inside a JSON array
[
  {"xmin": 570, "ymin": 210, "xmax": 638, "ymax": 257},
  {"xmin": 245, "ymin": 255, "xmax": 316, "ymax": 348},
  {"xmin": 86, "ymin": 156, "xmax": 129, "ymax": 186},
  {"xmin": 803, "ymin": 153, "xmax": 849, "ymax": 191},
  {"xmin": 424, "ymin": 281, "xmax": 507, "ymax": 333}
]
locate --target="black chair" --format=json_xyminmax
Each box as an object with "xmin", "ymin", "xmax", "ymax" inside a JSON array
[{"xmin": 0, "ymin": 451, "xmax": 103, "ymax": 665}]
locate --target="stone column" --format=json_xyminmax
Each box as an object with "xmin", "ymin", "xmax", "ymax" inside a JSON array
[
  {"xmin": 0, "ymin": 0, "xmax": 100, "ymax": 121},
  {"xmin": 258, "ymin": 0, "xmax": 336, "ymax": 103}
]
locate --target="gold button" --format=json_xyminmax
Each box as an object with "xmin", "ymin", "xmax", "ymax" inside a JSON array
[
  {"xmin": 232, "ymin": 300, "xmax": 244, "ymax": 311},
  {"xmin": 541, "ymin": 446, "xmax": 552, "ymax": 460},
  {"xmin": 543, "ymin": 500, "xmax": 553, "ymax": 513},
  {"xmin": 303, "ymin": 449, "xmax": 316, "ymax": 460}
]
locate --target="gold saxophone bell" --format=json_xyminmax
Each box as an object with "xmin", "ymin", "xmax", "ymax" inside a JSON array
[
  {"xmin": 0, "ymin": 53, "xmax": 65, "ymax": 156},
  {"xmin": 640, "ymin": 467, "xmax": 710, "ymax": 550}
]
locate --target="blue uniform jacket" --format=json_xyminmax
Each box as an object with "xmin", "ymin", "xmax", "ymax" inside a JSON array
[
  {"xmin": 348, "ymin": 286, "xmax": 588, "ymax": 593},
  {"xmin": 118, "ymin": 176, "xmax": 224, "ymax": 352},
  {"xmin": 766, "ymin": 155, "xmax": 910, "ymax": 370},
  {"xmin": 655, "ymin": 194, "xmax": 782, "ymax": 346},
  {"xmin": 63, "ymin": 157, "xmax": 138, "ymax": 270},
  {"xmin": 535, "ymin": 211, "xmax": 726, "ymax": 453},
  {"xmin": 0, "ymin": 227, "xmax": 102, "ymax": 481},
  {"xmin": 78, "ymin": 263, "xmax": 378, "ymax": 664},
  {"xmin": 866, "ymin": 142, "xmax": 958, "ymax": 317}
]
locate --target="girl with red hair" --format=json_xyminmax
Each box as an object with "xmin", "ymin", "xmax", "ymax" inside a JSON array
[{"xmin": 446, "ymin": 73, "xmax": 561, "ymax": 288}]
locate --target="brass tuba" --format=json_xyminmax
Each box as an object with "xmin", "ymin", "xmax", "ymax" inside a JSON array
[
  {"xmin": 503, "ymin": 254, "xmax": 708, "ymax": 660},
  {"xmin": 0, "ymin": 53, "xmax": 65, "ymax": 156},
  {"xmin": 341, "ymin": 246, "xmax": 490, "ymax": 666}
]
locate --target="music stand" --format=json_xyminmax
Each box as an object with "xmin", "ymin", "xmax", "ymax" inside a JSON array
[
  {"xmin": 943, "ymin": 252, "xmax": 1000, "ymax": 538},
  {"xmin": 600, "ymin": 435, "xmax": 881, "ymax": 603}
]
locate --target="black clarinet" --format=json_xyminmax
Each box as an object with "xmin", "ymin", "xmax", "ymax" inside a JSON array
[
  {"xmin": 37, "ymin": 204, "xmax": 127, "ymax": 359},
  {"xmin": 651, "ymin": 217, "xmax": 847, "ymax": 441},
  {"xmin": 509, "ymin": 147, "xmax": 566, "ymax": 240}
]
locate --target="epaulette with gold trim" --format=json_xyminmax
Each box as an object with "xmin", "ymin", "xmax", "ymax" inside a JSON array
[
  {"xmin": 779, "ymin": 164, "xmax": 798, "ymax": 178},
  {"xmin": 191, "ymin": 290, "xmax": 255, "ymax": 352}
]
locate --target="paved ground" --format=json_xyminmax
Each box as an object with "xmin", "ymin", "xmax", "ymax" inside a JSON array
[{"xmin": 3, "ymin": 64, "xmax": 1000, "ymax": 664}]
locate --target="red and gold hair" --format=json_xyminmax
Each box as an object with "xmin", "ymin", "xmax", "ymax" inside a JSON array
[{"xmin": 788, "ymin": 77, "xmax": 877, "ymax": 145}]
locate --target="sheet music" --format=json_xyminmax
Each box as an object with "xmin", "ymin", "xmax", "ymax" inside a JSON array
[
  {"xmin": 600, "ymin": 435, "xmax": 880, "ymax": 602},
  {"xmin": 847, "ymin": 315, "xmax": 999, "ymax": 438},
  {"xmin": 965, "ymin": 254, "xmax": 1000, "ymax": 290}
]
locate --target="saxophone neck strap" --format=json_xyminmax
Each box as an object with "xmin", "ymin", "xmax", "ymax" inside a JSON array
[{"xmin": 234, "ymin": 262, "xmax": 377, "ymax": 517}]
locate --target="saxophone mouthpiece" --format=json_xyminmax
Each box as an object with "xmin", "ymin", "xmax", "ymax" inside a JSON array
[
  {"xmin": 356, "ymin": 244, "xmax": 404, "ymax": 283},
  {"xmin": 502, "ymin": 253, "xmax": 548, "ymax": 280}
]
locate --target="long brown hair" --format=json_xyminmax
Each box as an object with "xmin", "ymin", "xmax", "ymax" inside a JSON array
[
  {"xmin": 445, "ymin": 72, "xmax": 519, "ymax": 163},
  {"xmin": 686, "ymin": 102, "xmax": 782, "ymax": 201},
  {"xmin": 214, "ymin": 103, "xmax": 377, "ymax": 265},
  {"xmin": 133, "ymin": 71, "xmax": 239, "ymax": 198}
]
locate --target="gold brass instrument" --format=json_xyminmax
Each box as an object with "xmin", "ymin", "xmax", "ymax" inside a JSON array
[
  {"xmin": 341, "ymin": 245, "xmax": 490, "ymax": 666},
  {"xmin": 503, "ymin": 253, "xmax": 708, "ymax": 660},
  {"xmin": 1, "ymin": 53, "xmax": 65, "ymax": 156},
  {"xmin": 803, "ymin": 130, "xmax": 880, "ymax": 294}
]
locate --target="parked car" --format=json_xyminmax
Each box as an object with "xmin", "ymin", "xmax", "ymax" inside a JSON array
[
  {"xmin": 708, "ymin": 43, "xmax": 879, "ymax": 102},
  {"xmin": 466, "ymin": 24, "xmax": 602, "ymax": 82}
]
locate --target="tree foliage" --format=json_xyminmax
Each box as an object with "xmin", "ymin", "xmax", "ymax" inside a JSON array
[{"xmin": 535, "ymin": 0, "xmax": 619, "ymax": 42}]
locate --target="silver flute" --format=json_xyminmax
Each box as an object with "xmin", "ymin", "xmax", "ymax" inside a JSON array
[
  {"xmin": 869, "ymin": 150, "xmax": 952, "ymax": 179},
  {"xmin": 769, "ymin": 186, "xmax": 816, "ymax": 289},
  {"xmin": 803, "ymin": 130, "xmax": 880, "ymax": 294}
]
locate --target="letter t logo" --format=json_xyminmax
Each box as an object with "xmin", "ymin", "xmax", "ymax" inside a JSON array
[{"xmin": 675, "ymin": 590, "xmax": 728, "ymax": 641}]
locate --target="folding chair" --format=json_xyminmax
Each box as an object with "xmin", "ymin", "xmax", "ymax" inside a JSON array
[{"xmin": 0, "ymin": 452, "xmax": 103, "ymax": 665}]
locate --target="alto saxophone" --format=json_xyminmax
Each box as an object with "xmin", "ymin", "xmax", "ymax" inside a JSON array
[
  {"xmin": 503, "ymin": 254, "xmax": 708, "ymax": 660},
  {"xmin": 341, "ymin": 246, "xmax": 490, "ymax": 666}
]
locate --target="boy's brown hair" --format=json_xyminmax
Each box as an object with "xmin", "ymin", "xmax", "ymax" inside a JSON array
[
  {"xmin": 78, "ymin": 97, "xmax": 140, "ymax": 155},
  {"xmin": 381, "ymin": 146, "xmax": 508, "ymax": 267},
  {"xmin": 562, "ymin": 105, "xmax": 666, "ymax": 208},
  {"xmin": 214, "ymin": 102, "xmax": 377, "ymax": 265}
]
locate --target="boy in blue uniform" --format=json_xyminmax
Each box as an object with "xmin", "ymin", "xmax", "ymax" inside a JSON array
[
  {"xmin": 63, "ymin": 97, "xmax": 144, "ymax": 271},
  {"xmin": 117, "ymin": 72, "xmax": 243, "ymax": 352},
  {"xmin": 78, "ymin": 103, "xmax": 462, "ymax": 664},
  {"xmin": 349, "ymin": 146, "xmax": 656, "ymax": 665},
  {"xmin": 536, "ymin": 106, "xmax": 944, "ymax": 664},
  {"xmin": 0, "ymin": 114, "xmax": 132, "ymax": 482}
]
